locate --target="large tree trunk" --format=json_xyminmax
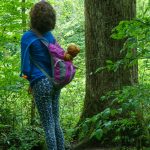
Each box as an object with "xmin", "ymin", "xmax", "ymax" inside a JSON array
[
  {"xmin": 72, "ymin": 1, "xmax": 137, "ymax": 149},
  {"xmin": 81, "ymin": 0, "xmax": 137, "ymax": 122}
]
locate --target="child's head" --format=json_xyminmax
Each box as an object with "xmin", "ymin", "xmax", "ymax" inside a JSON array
[{"xmin": 29, "ymin": 1, "xmax": 56, "ymax": 34}]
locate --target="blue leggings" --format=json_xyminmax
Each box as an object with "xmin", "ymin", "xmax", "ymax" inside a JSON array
[{"xmin": 32, "ymin": 77, "xmax": 65, "ymax": 150}]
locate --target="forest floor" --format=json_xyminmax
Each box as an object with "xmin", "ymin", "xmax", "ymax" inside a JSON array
[
  {"xmin": 70, "ymin": 144, "xmax": 150, "ymax": 150},
  {"xmin": 71, "ymin": 148, "xmax": 150, "ymax": 150}
]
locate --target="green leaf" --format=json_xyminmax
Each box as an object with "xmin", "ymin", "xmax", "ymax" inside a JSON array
[
  {"xmin": 101, "ymin": 108, "xmax": 111, "ymax": 119},
  {"xmin": 90, "ymin": 128, "xmax": 103, "ymax": 140},
  {"xmin": 104, "ymin": 121, "xmax": 112, "ymax": 129},
  {"xmin": 106, "ymin": 60, "xmax": 113, "ymax": 64}
]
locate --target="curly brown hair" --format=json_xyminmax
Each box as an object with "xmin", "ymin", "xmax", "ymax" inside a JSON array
[{"xmin": 29, "ymin": 1, "xmax": 56, "ymax": 34}]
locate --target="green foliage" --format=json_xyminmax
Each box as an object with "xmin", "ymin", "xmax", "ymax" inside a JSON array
[
  {"xmin": 0, "ymin": 126, "xmax": 45, "ymax": 150},
  {"xmin": 76, "ymin": 84, "xmax": 150, "ymax": 147},
  {"xmin": 94, "ymin": 1, "xmax": 150, "ymax": 74},
  {"xmin": 111, "ymin": 17, "xmax": 150, "ymax": 59},
  {"xmin": 139, "ymin": 59, "xmax": 150, "ymax": 84},
  {"xmin": 0, "ymin": 0, "xmax": 85, "ymax": 148},
  {"xmin": 0, "ymin": 0, "xmax": 150, "ymax": 149},
  {"xmin": 111, "ymin": 3, "xmax": 150, "ymax": 70},
  {"xmin": 95, "ymin": 15, "xmax": 150, "ymax": 73}
]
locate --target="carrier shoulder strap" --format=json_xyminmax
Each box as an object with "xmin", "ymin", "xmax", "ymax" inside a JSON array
[{"xmin": 30, "ymin": 29, "xmax": 54, "ymax": 80}]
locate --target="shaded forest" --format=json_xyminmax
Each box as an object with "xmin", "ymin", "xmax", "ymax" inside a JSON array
[{"xmin": 0, "ymin": 0, "xmax": 150, "ymax": 150}]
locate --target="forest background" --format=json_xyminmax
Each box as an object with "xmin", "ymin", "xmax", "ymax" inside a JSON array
[{"xmin": 0, "ymin": 0, "xmax": 150, "ymax": 150}]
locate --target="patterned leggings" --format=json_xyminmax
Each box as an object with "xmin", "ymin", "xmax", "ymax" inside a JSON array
[{"xmin": 32, "ymin": 77, "xmax": 65, "ymax": 150}]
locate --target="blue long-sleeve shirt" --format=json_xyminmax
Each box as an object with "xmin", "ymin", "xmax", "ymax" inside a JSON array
[{"xmin": 20, "ymin": 30, "xmax": 55, "ymax": 86}]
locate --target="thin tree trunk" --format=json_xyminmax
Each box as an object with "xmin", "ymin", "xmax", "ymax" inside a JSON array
[
  {"xmin": 22, "ymin": 0, "xmax": 26, "ymax": 32},
  {"xmin": 30, "ymin": 97, "xmax": 36, "ymax": 125}
]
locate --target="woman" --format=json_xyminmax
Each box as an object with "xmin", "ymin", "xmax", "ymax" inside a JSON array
[{"xmin": 20, "ymin": 1, "xmax": 65, "ymax": 150}]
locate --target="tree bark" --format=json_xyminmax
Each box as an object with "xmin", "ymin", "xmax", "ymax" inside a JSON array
[
  {"xmin": 73, "ymin": 1, "xmax": 137, "ymax": 148},
  {"xmin": 81, "ymin": 0, "xmax": 137, "ymax": 120},
  {"xmin": 22, "ymin": 0, "xmax": 26, "ymax": 32},
  {"xmin": 30, "ymin": 97, "xmax": 36, "ymax": 125}
]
